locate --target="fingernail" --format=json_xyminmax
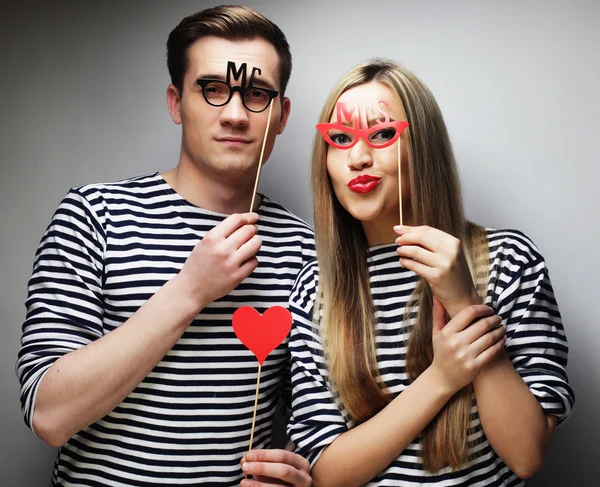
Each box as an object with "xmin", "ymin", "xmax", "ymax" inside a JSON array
[
  {"xmin": 242, "ymin": 462, "xmax": 254, "ymax": 473},
  {"xmin": 398, "ymin": 258, "xmax": 403, "ymax": 268},
  {"xmin": 395, "ymin": 237, "xmax": 401, "ymax": 244},
  {"xmin": 394, "ymin": 225, "xmax": 405, "ymax": 232},
  {"xmin": 246, "ymin": 452, "xmax": 255, "ymax": 461}
]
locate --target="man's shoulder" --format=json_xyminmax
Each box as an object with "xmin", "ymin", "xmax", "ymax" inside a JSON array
[
  {"xmin": 73, "ymin": 172, "xmax": 165, "ymax": 200},
  {"xmin": 260, "ymin": 195, "xmax": 314, "ymax": 237}
]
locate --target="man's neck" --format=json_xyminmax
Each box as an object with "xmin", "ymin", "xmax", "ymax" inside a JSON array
[{"xmin": 162, "ymin": 162, "xmax": 261, "ymax": 215}]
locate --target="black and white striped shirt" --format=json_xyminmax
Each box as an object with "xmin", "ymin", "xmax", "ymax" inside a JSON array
[
  {"xmin": 287, "ymin": 229, "xmax": 574, "ymax": 486},
  {"xmin": 17, "ymin": 172, "xmax": 315, "ymax": 486}
]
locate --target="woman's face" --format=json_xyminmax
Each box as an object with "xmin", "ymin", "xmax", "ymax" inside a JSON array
[{"xmin": 325, "ymin": 81, "xmax": 410, "ymax": 225}]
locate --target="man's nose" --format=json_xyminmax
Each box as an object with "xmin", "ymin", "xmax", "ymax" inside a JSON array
[
  {"xmin": 348, "ymin": 139, "xmax": 373, "ymax": 170},
  {"xmin": 220, "ymin": 91, "xmax": 249, "ymax": 128}
]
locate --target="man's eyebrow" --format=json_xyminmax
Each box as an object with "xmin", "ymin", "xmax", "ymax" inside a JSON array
[
  {"xmin": 250, "ymin": 78, "xmax": 277, "ymax": 91},
  {"xmin": 196, "ymin": 74, "xmax": 226, "ymax": 82},
  {"xmin": 195, "ymin": 74, "xmax": 277, "ymax": 91}
]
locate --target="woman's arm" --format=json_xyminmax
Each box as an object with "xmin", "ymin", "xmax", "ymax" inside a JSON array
[
  {"xmin": 311, "ymin": 367, "xmax": 452, "ymax": 487},
  {"xmin": 473, "ymin": 353, "xmax": 556, "ymax": 479},
  {"xmin": 395, "ymin": 226, "xmax": 574, "ymax": 479},
  {"xmin": 310, "ymin": 303, "xmax": 505, "ymax": 487}
]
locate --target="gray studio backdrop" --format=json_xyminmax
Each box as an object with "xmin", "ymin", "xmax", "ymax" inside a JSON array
[{"xmin": 1, "ymin": 0, "xmax": 598, "ymax": 485}]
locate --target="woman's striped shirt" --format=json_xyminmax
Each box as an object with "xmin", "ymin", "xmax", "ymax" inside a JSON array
[
  {"xmin": 16, "ymin": 172, "xmax": 315, "ymax": 486},
  {"xmin": 287, "ymin": 228, "xmax": 574, "ymax": 486}
]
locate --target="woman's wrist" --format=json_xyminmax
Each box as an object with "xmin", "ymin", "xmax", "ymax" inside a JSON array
[
  {"xmin": 444, "ymin": 289, "xmax": 483, "ymax": 319},
  {"xmin": 420, "ymin": 365, "xmax": 458, "ymax": 402}
]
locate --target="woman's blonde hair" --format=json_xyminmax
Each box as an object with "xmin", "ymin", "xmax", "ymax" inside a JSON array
[{"xmin": 312, "ymin": 59, "xmax": 489, "ymax": 472}]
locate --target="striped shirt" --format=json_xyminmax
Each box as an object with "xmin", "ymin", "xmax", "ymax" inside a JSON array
[
  {"xmin": 287, "ymin": 228, "xmax": 574, "ymax": 486},
  {"xmin": 16, "ymin": 172, "xmax": 315, "ymax": 486}
]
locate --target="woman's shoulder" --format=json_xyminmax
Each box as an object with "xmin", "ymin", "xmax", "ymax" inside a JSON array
[
  {"xmin": 484, "ymin": 227, "xmax": 545, "ymax": 266},
  {"xmin": 290, "ymin": 259, "xmax": 320, "ymax": 313}
]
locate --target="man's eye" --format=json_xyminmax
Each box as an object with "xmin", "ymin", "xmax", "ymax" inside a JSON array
[
  {"xmin": 247, "ymin": 89, "xmax": 268, "ymax": 100},
  {"xmin": 204, "ymin": 86, "xmax": 227, "ymax": 98}
]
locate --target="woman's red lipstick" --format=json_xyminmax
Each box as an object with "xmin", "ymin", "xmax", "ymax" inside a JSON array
[{"xmin": 348, "ymin": 175, "xmax": 381, "ymax": 194}]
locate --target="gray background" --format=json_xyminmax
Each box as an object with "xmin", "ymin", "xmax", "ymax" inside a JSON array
[{"xmin": 1, "ymin": 0, "xmax": 598, "ymax": 485}]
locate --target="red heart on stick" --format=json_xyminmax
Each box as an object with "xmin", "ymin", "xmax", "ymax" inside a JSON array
[{"xmin": 232, "ymin": 306, "xmax": 292, "ymax": 366}]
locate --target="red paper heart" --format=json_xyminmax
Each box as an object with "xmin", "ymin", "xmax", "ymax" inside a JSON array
[{"xmin": 232, "ymin": 306, "xmax": 292, "ymax": 366}]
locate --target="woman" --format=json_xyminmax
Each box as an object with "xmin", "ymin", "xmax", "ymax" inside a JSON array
[{"xmin": 285, "ymin": 60, "xmax": 573, "ymax": 486}]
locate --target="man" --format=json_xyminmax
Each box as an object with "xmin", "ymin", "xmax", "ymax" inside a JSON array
[{"xmin": 17, "ymin": 6, "xmax": 313, "ymax": 486}]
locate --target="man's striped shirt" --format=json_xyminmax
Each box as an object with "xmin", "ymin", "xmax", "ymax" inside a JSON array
[{"xmin": 17, "ymin": 172, "xmax": 315, "ymax": 486}]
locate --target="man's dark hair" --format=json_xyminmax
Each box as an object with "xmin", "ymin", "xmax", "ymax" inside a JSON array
[{"xmin": 167, "ymin": 5, "xmax": 292, "ymax": 97}]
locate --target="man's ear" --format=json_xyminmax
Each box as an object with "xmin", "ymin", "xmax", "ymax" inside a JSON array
[
  {"xmin": 276, "ymin": 97, "xmax": 291, "ymax": 135},
  {"xmin": 166, "ymin": 84, "xmax": 182, "ymax": 125}
]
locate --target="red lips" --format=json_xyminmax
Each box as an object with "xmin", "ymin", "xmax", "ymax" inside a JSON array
[{"xmin": 348, "ymin": 175, "xmax": 381, "ymax": 194}]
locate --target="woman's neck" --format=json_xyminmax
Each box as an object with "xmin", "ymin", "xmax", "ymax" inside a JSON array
[{"xmin": 361, "ymin": 207, "xmax": 414, "ymax": 247}]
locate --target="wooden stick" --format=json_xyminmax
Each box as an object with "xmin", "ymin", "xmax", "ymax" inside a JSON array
[
  {"xmin": 244, "ymin": 363, "xmax": 262, "ymax": 479},
  {"xmin": 398, "ymin": 137, "xmax": 403, "ymax": 226},
  {"xmin": 249, "ymin": 101, "xmax": 274, "ymax": 212}
]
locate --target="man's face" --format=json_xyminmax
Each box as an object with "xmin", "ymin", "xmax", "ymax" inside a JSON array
[{"xmin": 168, "ymin": 36, "xmax": 290, "ymax": 181}]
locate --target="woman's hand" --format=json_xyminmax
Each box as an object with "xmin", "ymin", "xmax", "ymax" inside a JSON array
[
  {"xmin": 395, "ymin": 225, "xmax": 480, "ymax": 318},
  {"xmin": 430, "ymin": 298, "xmax": 506, "ymax": 394}
]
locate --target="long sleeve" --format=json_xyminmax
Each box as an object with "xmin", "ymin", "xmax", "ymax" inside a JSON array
[
  {"xmin": 16, "ymin": 189, "xmax": 106, "ymax": 432},
  {"xmin": 488, "ymin": 230, "xmax": 574, "ymax": 423},
  {"xmin": 286, "ymin": 261, "xmax": 348, "ymax": 467}
]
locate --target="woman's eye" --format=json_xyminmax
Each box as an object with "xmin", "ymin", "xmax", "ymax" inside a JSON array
[
  {"xmin": 330, "ymin": 133, "xmax": 353, "ymax": 146},
  {"xmin": 371, "ymin": 128, "xmax": 397, "ymax": 142}
]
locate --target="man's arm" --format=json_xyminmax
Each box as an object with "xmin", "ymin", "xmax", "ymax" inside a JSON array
[
  {"xmin": 32, "ymin": 274, "xmax": 200, "ymax": 447},
  {"xmin": 24, "ymin": 208, "xmax": 262, "ymax": 447}
]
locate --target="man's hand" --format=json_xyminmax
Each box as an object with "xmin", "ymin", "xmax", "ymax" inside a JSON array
[
  {"xmin": 240, "ymin": 449, "xmax": 311, "ymax": 487},
  {"xmin": 177, "ymin": 212, "xmax": 261, "ymax": 309}
]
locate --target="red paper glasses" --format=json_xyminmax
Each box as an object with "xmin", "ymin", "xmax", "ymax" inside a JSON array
[
  {"xmin": 316, "ymin": 101, "xmax": 409, "ymax": 150},
  {"xmin": 317, "ymin": 120, "xmax": 409, "ymax": 150}
]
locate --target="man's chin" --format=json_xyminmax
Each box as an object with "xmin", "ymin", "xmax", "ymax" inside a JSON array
[{"xmin": 204, "ymin": 158, "xmax": 260, "ymax": 180}]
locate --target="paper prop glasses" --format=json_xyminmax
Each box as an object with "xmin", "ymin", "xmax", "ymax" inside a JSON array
[
  {"xmin": 317, "ymin": 101, "xmax": 409, "ymax": 149},
  {"xmin": 197, "ymin": 61, "xmax": 279, "ymax": 113}
]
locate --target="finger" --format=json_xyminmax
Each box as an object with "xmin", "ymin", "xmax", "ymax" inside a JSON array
[
  {"xmin": 432, "ymin": 296, "xmax": 447, "ymax": 333},
  {"xmin": 246, "ymin": 475, "xmax": 291, "ymax": 487},
  {"xmin": 460, "ymin": 314, "xmax": 503, "ymax": 344},
  {"xmin": 470, "ymin": 323, "xmax": 506, "ymax": 357},
  {"xmin": 395, "ymin": 226, "xmax": 447, "ymax": 253},
  {"xmin": 393, "ymin": 224, "xmax": 414, "ymax": 235},
  {"xmin": 396, "ymin": 244, "xmax": 440, "ymax": 268},
  {"xmin": 236, "ymin": 235, "xmax": 262, "ymax": 265},
  {"xmin": 397, "ymin": 255, "xmax": 436, "ymax": 281},
  {"xmin": 227, "ymin": 223, "xmax": 258, "ymax": 250},
  {"xmin": 210, "ymin": 212, "xmax": 259, "ymax": 240},
  {"xmin": 236, "ymin": 256, "xmax": 259, "ymax": 282},
  {"xmin": 443, "ymin": 304, "xmax": 495, "ymax": 334},
  {"xmin": 241, "ymin": 462, "xmax": 310, "ymax": 485},
  {"xmin": 245, "ymin": 449, "xmax": 309, "ymax": 473},
  {"xmin": 240, "ymin": 478, "xmax": 290, "ymax": 487},
  {"xmin": 473, "ymin": 335, "xmax": 507, "ymax": 369}
]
